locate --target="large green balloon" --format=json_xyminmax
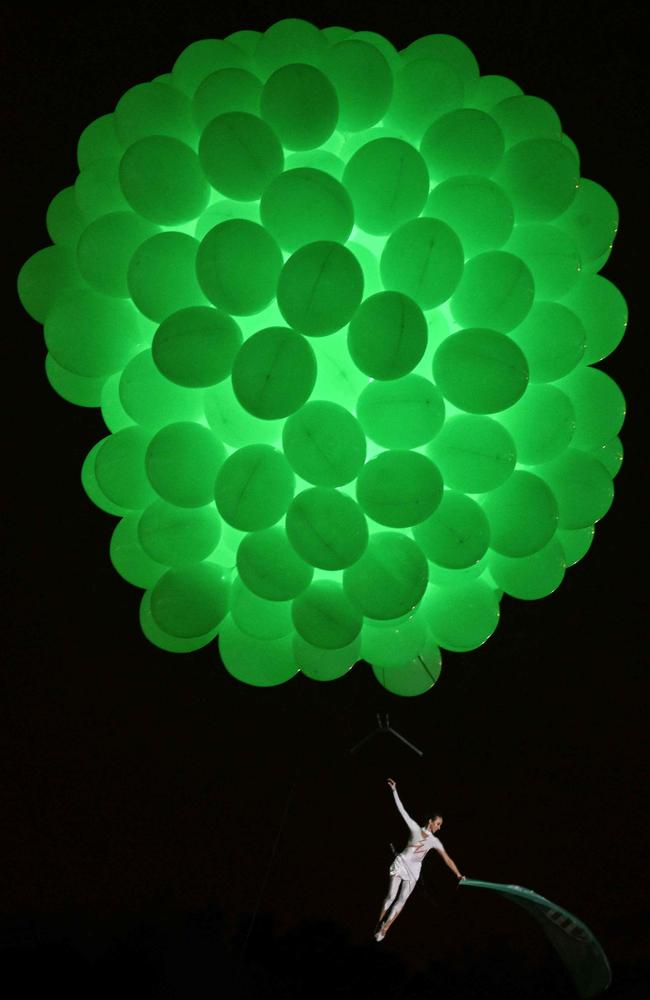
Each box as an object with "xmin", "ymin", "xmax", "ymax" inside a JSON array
[
  {"xmin": 343, "ymin": 532, "xmax": 429, "ymax": 620},
  {"xmin": 231, "ymin": 326, "xmax": 317, "ymax": 418},
  {"xmin": 356, "ymin": 451, "xmax": 443, "ymax": 528},
  {"xmin": 292, "ymin": 580, "xmax": 362, "ymax": 648},
  {"xmin": 236, "ymin": 526, "xmax": 313, "ymax": 600},
  {"xmin": 199, "ymin": 112, "xmax": 283, "ymax": 200},
  {"xmin": 342, "ymin": 137, "xmax": 429, "ymax": 234},
  {"xmin": 356, "ymin": 375, "xmax": 445, "ymax": 449},
  {"xmin": 433, "ymin": 329, "xmax": 528, "ymax": 413},
  {"xmin": 286, "ymin": 487, "xmax": 368, "ymax": 569},
  {"xmin": 427, "ymin": 414, "xmax": 516, "ymax": 492},
  {"xmin": 277, "ymin": 241, "xmax": 364, "ymax": 336},
  {"xmin": 348, "ymin": 292, "xmax": 426, "ymax": 379},
  {"xmin": 282, "ymin": 401, "xmax": 366, "ymax": 486},
  {"xmin": 196, "ymin": 220, "xmax": 283, "ymax": 316},
  {"xmin": 215, "ymin": 444, "xmax": 295, "ymax": 531}
]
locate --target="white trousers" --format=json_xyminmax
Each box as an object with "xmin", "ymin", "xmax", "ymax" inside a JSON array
[{"xmin": 381, "ymin": 874, "xmax": 417, "ymax": 921}]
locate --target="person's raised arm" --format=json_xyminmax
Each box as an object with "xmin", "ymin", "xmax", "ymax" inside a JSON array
[{"xmin": 386, "ymin": 778, "xmax": 421, "ymax": 837}]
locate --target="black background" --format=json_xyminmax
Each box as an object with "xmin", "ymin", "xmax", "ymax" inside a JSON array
[{"xmin": 4, "ymin": 1, "xmax": 648, "ymax": 997}]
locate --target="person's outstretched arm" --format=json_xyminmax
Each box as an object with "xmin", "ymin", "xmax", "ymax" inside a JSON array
[
  {"xmin": 439, "ymin": 850, "xmax": 464, "ymax": 880},
  {"xmin": 387, "ymin": 778, "xmax": 421, "ymax": 837}
]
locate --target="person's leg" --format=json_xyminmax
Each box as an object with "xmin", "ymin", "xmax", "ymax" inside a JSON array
[
  {"xmin": 377, "ymin": 875, "xmax": 402, "ymax": 927},
  {"xmin": 381, "ymin": 879, "xmax": 416, "ymax": 936}
]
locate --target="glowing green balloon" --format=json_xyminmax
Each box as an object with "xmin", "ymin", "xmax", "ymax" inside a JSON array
[
  {"xmin": 94, "ymin": 426, "xmax": 155, "ymax": 508},
  {"xmin": 231, "ymin": 326, "xmax": 316, "ymax": 418},
  {"xmin": 433, "ymin": 329, "xmax": 528, "ymax": 413},
  {"xmin": 321, "ymin": 39, "xmax": 393, "ymax": 131},
  {"xmin": 138, "ymin": 500, "xmax": 221, "ymax": 566},
  {"xmin": 260, "ymin": 168, "xmax": 353, "ymax": 251},
  {"xmin": 236, "ymin": 526, "xmax": 312, "ymax": 600},
  {"xmin": 140, "ymin": 591, "xmax": 219, "ymax": 653},
  {"xmin": 347, "ymin": 292, "xmax": 426, "ymax": 379},
  {"xmin": 146, "ymin": 422, "xmax": 226, "ymax": 508},
  {"xmin": 557, "ymin": 526, "xmax": 594, "ymax": 567},
  {"xmin": 362, "ymin": 613, "xmax": 428, "ymax": 669},
  {"xmin": 76, "ymin": 158, "xmax": 129, "ymax": 220},
  {"xmin": 196, "ymin": 220, "xmax": 283, "ymax": 316},
  {"xmin": 498, "ymin": 385, "xmax": 575, "ymax": 464},
  {"xmin": 294, "ymin": 634, "xmax": 360, "ymax": 681},
  {"xmin": 152, "ymin": 306, "xmax": 242, "ymax": 388},
  {"xmin": 254, "ymin": 19, "xmax": 326, "ymax": 80},
  {"xmin": 277, "ymin": 241, "xmax": 364, "ymax": 336},
  {"xmin": 480, "ymin": 471, "xmax": 559, "ymax": 556},
  {"xmin": 491, "ymin": 95, "xmax": 561, "ymax": 146},
  {"xmin": 371, "ymin": 647, "xmax": 442, "ymax": 697},
  {"xmin": 342, "ymin": 138, "xmax": 429, "ymax": 234},
  {"xmin": 219, "ymin": 618, "xmax": 299, "ymax": 687},
  {"xmin": 413, "ymin": 491, "xmax": 490, "ymax": 569},
  {"xmin": 119, "ymin": 136, "xmax": 210, "ymax": 225},
  {"xmin": 45, "ymin": 288, "xmax": 143, "ymax": 377},
  {"xmin": 119, "ymin": 350, "xmax": 205, "ymax": 428},
  {"xmin": 343, "ymin": 532, "xmax": 429, "ymax": 620},
  {"xmin": 150, "ymin": 562, "xmax": 229, "ymax": 638},
  {"xmin": 424, "ymin": 176, "xmax": 514, "ymax": 257},
  {"xmin": 286, "ymin": 487, "xmax": 368, "ymax": 569},
  {"xmin": 46, "ymin": 354, "xmax": 105, "ymax": 408},
  {"xmin": 292, "ymin": 580, "xmax": 362, "ymax": 648},
  {"xmin": 496, "ymin": 138, "xmax": 579, "ymax": 221},
  {"xmin": 230, "ymin": 577, "xmax": 293, "ymax": 640},
  {"xmin": 508, "ymin": 302, "xmax": 586, "ymax": 382},
  {"xmin": 261, "ymin": 63, "xmax": 338, "ymax": 150},
  {"xmin": 420, "ymin": 109, "xmax": 505, "ymax": 180},
  {"xmin": 192, "ymin": 68, "xmax": 262, "ymax": 130},
  {"xmin": 592, "ymin": 436, "xmax": 623, "ymax": 479},
  {"xmin": 489, "ymin": 538, "xmax": 565, "ymax": 600},
  {"xmin": 18, "ymin": 246, "xmax": 84, "ymax": 323},
  {"xmin": 127, "ymin": 232, "xmax": 207, "ymax": 322},
  {"xmin": 505, "ymin": 224, "xmax": 580, "ymax": 298},
  {"xmin": 380, "ymin": 218, "xmax": 464, "ymax": 309},
  {"xmin": 538, "ymin": 450, "xmax": 614, "ymax": 529},
  {"xmin": 115, "ymin": 81, "xmax": 196, "ymax": 145},
  {"xmin": 282, "ymin": 401, "xmax": 366, "ymax": 486},
  {"xmin": 384, "ymin": 58, "xmax": 463, "ymax": 140},
  {"xmin": 565, "ymin": 370, "xmax": 625, "ymax": 459},
  {"xmin": 426, "ymin": 413, "xmax": 515, "ymax": 493},
  {"xmin": 171, "ymin": 38, "xmax": 248, "ymax": 95},
  {"xmin": 215, "ymin": 444, "xmax": 294, "ymax": 531},
  {"xmin": 357, "ymin": 451, "xmax": 443, "ymax": 528},
  {"xmin": 77, "ymin": 114, "xmax": 122, "ymax": 169},
  {"xmin": 450, "ymin": 252, "xmax": 534, "ymax": 332},
  {"xmin": 199, "ymin": 112, "xmax": 283, "ymax": 200},
  {"xmin": 46, "ymin": 186, "xmax": 87, "ymax": 247},
  {"xmin": 77, "ymin": 213, "xmax": 158, "ymax": 298},
  {"xmin": 401, "ymin": 33, "xmax": 479, "ymax": 83},
  {"xmin": 556, "ymin": 178, "xmax": 618, "ymax": 270},
  {"xmin": 110, "ymin": 513, "xmax": 166, "ymax": 589},
  {"xmin": 465, "ymin": 74, "xmax": 522, "ymax": 112},
  {"xmin": 204, "ymin": 380, "xmax": 282, "ymax": 448},
  {"xmin": 356, "ymin": 375, "xmax": 445, "ymax": 449},
  {"xmin": 562, "ymin": 276, "xmax": 628, "ymax": 365},
  {"xmin": 423, "ymin": 580, "xmax": 500, "ymax": 651}
]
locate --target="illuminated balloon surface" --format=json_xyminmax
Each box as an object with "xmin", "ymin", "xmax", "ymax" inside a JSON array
[{"xmin": 19, "ymin": 18, "xmax": 627, "ymax": 696}]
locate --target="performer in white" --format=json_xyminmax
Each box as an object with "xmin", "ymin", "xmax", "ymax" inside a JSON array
[{"xmin": 374, "ymin": 778, "xmax": 465, "ymax": 941}]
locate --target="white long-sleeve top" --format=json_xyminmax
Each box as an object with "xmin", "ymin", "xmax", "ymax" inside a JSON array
[{"xmin": 389, "ymin": 788, "xmax": 444, "ymax": 882}]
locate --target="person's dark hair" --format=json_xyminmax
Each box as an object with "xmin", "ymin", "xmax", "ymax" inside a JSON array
[{"xmin": 428, "ymin": 813, "xmax": 443, "ymax": 822}]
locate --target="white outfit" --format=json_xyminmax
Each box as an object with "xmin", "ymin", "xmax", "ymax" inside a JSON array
[{"xmin": 380, "ymin": 788, "xmax": 444, "ymax": 922}]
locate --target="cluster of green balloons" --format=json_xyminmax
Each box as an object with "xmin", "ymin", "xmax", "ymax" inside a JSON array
[{"xmin": 19, "ymin": 18, "xmax": 626, "ymax": 696}]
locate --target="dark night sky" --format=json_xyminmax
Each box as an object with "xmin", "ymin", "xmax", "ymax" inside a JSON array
[{"xmin": 4, "ymin": 0, "xmax": 648, "ymax": 994}]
